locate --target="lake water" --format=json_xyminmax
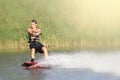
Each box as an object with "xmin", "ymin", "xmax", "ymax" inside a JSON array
[{"xmin": 0, "ymin": 51, "xmax": 120, "ymax": 80}]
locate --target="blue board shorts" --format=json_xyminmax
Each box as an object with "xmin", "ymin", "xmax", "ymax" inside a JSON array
[{"xmin": 29, "ymin": 41, "xmax": 44, "ymax": 54}]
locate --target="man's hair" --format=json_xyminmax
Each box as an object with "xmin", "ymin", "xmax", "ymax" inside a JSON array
[{"xmin": 31, "ymin": 19, "xmax": 37, "ymax": 24}]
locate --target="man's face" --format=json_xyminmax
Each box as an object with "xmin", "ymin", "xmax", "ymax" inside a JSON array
[{"xmin": 31, "ymin": 22, "xmax": 37, "ymax": 28}]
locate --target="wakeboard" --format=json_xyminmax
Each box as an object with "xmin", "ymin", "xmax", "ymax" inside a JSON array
[{"xmin": 22, "ymin": 62, "xmax": 51, "ymax": 70}]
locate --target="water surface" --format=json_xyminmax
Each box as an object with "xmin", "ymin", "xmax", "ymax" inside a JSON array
[{"xmin": 0, "ymin": 51, "xmax": 120, "ymax": 80}]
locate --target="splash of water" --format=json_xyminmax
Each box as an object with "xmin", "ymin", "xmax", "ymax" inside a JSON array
[{"xmin": 38, "ymin": 51, "xmax": 120, "ymax": 76}]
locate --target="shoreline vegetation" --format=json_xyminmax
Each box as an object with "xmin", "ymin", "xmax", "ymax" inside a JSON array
[
  {"xmin": 1, "ymin": 0, "xmax": 120, "ymax": 52},
  {"xmin": 0, "ymin": 39, "xmax": 120, "ymax": 52}
]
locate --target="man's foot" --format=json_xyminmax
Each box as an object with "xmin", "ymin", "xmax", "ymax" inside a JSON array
[{"xmin": 31, "ymin": 59, "xmax": 35, "ymax": 62}]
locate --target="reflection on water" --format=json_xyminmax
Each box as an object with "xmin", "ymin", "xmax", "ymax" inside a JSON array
[
  {"xmin": 29, "ymin": 70, "xmax": 47, "ymax": 80},
  {"xmin": 0, "ymin": 51, "xmax": 120, "ymax": 80}
]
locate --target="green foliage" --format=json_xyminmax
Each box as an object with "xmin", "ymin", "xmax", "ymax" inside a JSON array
[{"xmin": 0, "ymin": 0, "xmax": 120, "ymax": 51}]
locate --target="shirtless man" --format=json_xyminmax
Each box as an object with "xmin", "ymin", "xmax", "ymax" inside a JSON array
[{"xmin": 27, "ymin": 20, "xmax": 48, "ymax": 62}]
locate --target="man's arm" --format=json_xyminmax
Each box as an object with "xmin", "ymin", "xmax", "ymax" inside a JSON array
[
  {"xmin": 35, "ymin": 29, "xmax": 41, "ymax": 36},
  {"xmin": 27, "ymin": 28, "xmax": 33, "ymax": 35},
  {"xmin": 27, "ymin": 28, "xmax": 41, "ymax": 36}
]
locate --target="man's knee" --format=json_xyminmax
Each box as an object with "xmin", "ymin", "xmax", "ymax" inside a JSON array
[{"xmin": 42, "ymin": 46, "xmax": 47, "ymax": 51}]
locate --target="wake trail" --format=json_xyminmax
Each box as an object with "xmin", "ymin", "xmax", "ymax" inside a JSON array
[{"xmin": 38, "ymin": 51, "xmax": 120, "ymax": 76}]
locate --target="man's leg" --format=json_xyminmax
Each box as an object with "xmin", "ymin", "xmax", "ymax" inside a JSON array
[
  {"xmin": 30, "ymin": 48, "xmax": 35, "ymax": 62},
  {"xmin": 42, "ymin": 47, "xmax": 48, "ymax": 59}
]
